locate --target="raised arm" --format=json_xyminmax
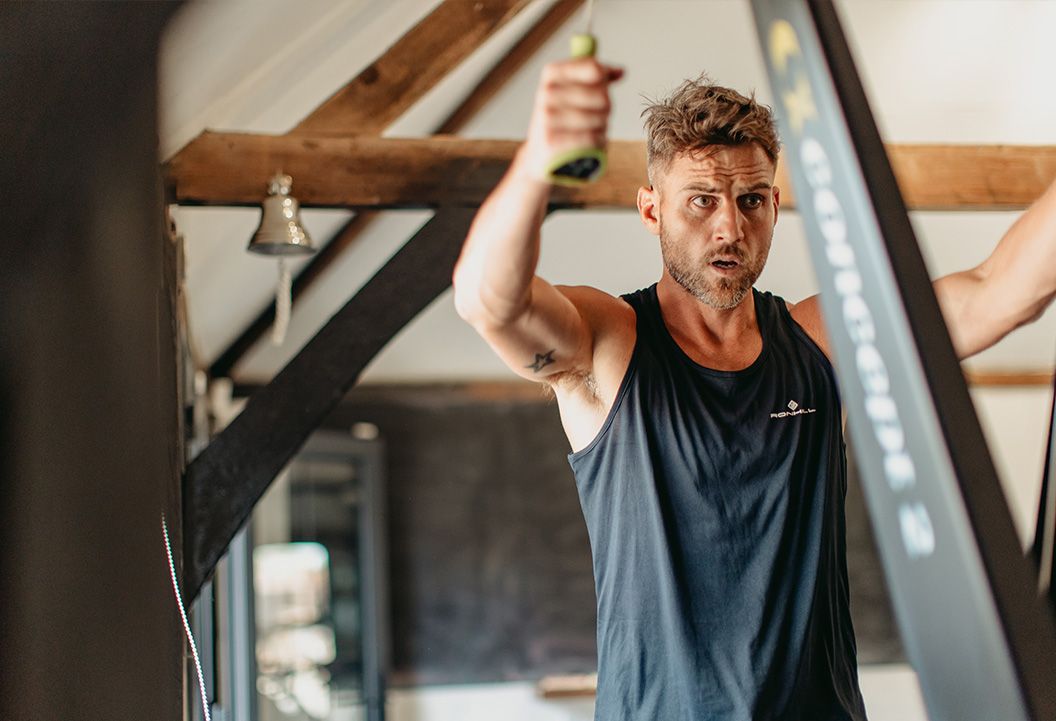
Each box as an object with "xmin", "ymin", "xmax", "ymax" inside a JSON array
[
  {"xmin": 935, "ymin": 177, "xmax": 1056, "ymax": 359},
  {"xmin": 452, "ymin": 58, "xmax": 625, "ymax": 389},
  {"xmin": 790, "ymin": 177, "xmax": 1056, "ymax": 362}
]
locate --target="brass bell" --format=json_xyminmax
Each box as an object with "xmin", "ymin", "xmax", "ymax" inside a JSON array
[{"xmin": 248, "ymin": 173, "xmax": 315, "ymax": 255}]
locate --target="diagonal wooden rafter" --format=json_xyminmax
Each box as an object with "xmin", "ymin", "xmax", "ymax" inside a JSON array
[
  {"xmin": 168, "ymin": 136, "xmax": 1056, "ymax": 211},
  {"xmin": 208, "ymin": 0, "xmax": 586, "ymax": 378},
  {"xmin": 290, "ymin": 0, "xmax": 533, "ymax": 135},
  {"xmin": 433, "ymin": 0, "xmax": 584, "ymax": 133},
  {"xmin": 183, "ymin": 206, "xmax": 493, "ymax": 601}
]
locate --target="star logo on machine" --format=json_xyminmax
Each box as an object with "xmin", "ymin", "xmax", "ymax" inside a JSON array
[{"xmin": 771, "ymin": 399, "xmax": 816, "ymax": 419}]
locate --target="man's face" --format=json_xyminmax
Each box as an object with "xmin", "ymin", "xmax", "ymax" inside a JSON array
[{"xmin": 639, "ymin": 144, "xmax": 780, "ymax": 310}]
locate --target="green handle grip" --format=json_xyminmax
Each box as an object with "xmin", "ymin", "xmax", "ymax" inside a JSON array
[
  {"xmin": 546, "ymin": 33, "xmax": 606, "ymax": 186},
  {"xmin": 570, "ymin": 32, "xmax": 596, "ymax": 59}
]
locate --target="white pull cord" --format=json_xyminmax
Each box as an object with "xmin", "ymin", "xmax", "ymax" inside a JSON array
[
  {"xmin": 271, "ymin": 258, "xmax": 292, "ymax": 346},
  {"xmin": 162, "ymin": 514, "xmax": 212, "ymax": 721}
]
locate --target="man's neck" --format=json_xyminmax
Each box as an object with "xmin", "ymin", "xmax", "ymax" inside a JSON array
[{"xmin": 656, "ymin": 274, "xmax": 762, "ymax": 371}]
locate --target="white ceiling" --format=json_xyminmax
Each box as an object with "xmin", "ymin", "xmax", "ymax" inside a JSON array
[{"xmin": 161, "ymin": 0, "xmax": 1056, "ymax": 384}]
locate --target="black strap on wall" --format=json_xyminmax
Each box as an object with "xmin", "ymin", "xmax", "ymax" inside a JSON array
[
  {"xmin": 749, "ymin": 1, "xmax": 1056, "ymax": 719},
  {"xmin": 1035, "ymin": 363, "xmax": 1056, "ymax": 598}
]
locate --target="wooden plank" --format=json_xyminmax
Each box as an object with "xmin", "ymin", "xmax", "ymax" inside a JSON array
[
  {"xmin": 537, "ymin": 674, "xmax": 598, "ymax": 699},
  {"xmin": 889, "ymin": 145, "xmax": 1056, "ymax": 210},
  {"xmin": 965, "ymin": 369, "xmax": 1055, "ymax": 387},
  {"xmin": 167, "ymin": 133, "xmax": 521, "ymax": 208},
  {"xmin": 209, "ymin": 0, "xmax": 584, "ymax": 379},
  {"xmin": 183, "ymin": 207, "xmax": 491, "ymax": 601},
  {"xmin": 290, "ymin": 0, "xmax": 532, "ymax": 135},
  {"xmin": 166, "ymin": 134, "xmax": 1056, "ymax": 210}
]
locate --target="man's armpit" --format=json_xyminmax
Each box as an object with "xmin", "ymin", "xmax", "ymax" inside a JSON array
[{"xmin": 548, "ymin": 366, "xmax": 601, "ymax": 403}]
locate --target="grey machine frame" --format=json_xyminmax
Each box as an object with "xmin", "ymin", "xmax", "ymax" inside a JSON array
[{"xmin": 748, "ymin": 2, "xmax": 1056, "ymax": 720}]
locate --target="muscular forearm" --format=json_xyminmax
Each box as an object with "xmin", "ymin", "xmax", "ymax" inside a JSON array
[{"xmin": 452, "ymin": 147, "xmax": 551, "ymax": 327}]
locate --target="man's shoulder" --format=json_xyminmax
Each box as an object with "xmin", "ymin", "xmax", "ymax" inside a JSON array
[
  {"xmin": 554, "ymin": 284, "xmax": 638, "ymax": 330},
  {"xmin": 555, "ymin": 283, "xmax": 651, "ymax": 304},
  {"xmin": 784, "ymin": 294, "xmax": 832, "ymax": 359}
]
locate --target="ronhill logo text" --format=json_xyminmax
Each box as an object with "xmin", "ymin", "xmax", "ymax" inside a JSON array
[{"xmin": 771, "ymin": 400, "xmax": 817, "ymax": 419}]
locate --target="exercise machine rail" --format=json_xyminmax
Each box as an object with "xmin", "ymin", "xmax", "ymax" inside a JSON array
[{"xmin": 748, "ymin": 1, "xmax": 1056, "ymax": 719}]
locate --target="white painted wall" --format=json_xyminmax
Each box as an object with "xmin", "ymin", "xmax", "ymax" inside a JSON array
[{"xmin": 972, "ymin": 385, "xmax": 1053, "ymax": 547}]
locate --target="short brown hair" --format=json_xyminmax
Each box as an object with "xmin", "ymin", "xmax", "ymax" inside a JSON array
[{"xmin": 642, "ymin": 75, "xmax": 779, "ymax": 181}]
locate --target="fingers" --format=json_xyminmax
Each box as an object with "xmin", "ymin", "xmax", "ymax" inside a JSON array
[
  {"xmin": 542, "ymin": 82, "xmax": 610, "ymax": 134},
  {"xmin": 519, "ymin": 57, "xmax": 622, "ymax": 182},
  {"xmin": 544, "ymin": 83, "xmax": 611, "ymax": 112},
  {"xmin": 534, "ymin": 57, "xmax": 621, "ymax": 130},
  {"xmin": 541, "ymin": 57, "xmax": 624, "ymax": 86},
  {"xmin": 545, "ymin": 107, "xmax": 608, "ymax": 133}
]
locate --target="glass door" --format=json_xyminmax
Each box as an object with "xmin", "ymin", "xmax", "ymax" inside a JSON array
[{"xmin": 252, "ymin": 426, "xmax": 389, "ymax": 721}]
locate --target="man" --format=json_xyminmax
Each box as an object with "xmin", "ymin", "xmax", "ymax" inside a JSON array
[{"xmin": 452, "ymin": 56, "xmax": 1056, "ymax": 720}]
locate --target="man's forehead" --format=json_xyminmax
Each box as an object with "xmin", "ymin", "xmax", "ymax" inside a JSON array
[{"xmin": 667, "ymin": 145, "xmax": 775, "ymax": 187}]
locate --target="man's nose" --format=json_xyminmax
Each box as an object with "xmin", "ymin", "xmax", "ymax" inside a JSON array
[{"xmin": 713, "ymin": 201, "xmax": 744, "ymax": 242}]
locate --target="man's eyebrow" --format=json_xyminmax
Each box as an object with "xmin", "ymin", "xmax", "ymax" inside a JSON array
[
  {"xmin": 743, "ymin": 181, "xmax": 774, "ymax": 193},
  {"xmin": 680, "ymin": 181, "xmax": 773, "ymax": 193}
]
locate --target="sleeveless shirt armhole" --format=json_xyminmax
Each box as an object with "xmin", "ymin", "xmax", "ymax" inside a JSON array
[
  {"xmin": 776, "ymin": 298, "xmax": 845, "ymax": 412},
  {"xmin": 567, "ymin": 344, "xmax": 639, "ymax": 464}
]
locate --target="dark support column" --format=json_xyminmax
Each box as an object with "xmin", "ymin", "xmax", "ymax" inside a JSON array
[{"xmin": 0, "ymin": 4, "xmax": 183, "ymax": 721}]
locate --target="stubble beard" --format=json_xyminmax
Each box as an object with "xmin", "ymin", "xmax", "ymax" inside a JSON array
[{"xmin": 659, "ymin": 223, "xmax": 769, "ymax": 310}]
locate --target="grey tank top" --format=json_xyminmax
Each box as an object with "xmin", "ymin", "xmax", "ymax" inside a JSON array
[{"xmin": 568, "ymin": 285, "xmax": 867, "ymax": 721}]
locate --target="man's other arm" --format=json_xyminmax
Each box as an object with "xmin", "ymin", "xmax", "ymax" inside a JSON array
[
  {"xmin": 790, "ymin": 178, "xmax": 1056, "ymax": 361},
  {"xmin": 935, "ymin": 178, "xmax": 1056, "ymax": 359}
]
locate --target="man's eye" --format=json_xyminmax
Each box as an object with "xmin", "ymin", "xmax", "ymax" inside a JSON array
[
  {"xmin": 740, "ymin": 194, "xmax": 764, "ymax": 209},
  {"xmin": 691, "ymin": 196, "xmax": 714, "ymax": 208}
]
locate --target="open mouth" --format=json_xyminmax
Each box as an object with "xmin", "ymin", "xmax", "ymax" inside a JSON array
[{"xmin": 711, "ymin": 260, "xmax": 739, "ymax": 270}]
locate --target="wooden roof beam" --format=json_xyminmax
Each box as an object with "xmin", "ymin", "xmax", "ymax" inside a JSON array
[
  {"xmin": 290, "ymin": 0, "xmax": 533, "ymax": 135},
  {"xmin": 167, "ymin": 135, "xmax": 1056, "ymax": 211}
]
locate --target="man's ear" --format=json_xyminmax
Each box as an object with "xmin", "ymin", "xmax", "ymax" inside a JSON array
[
  {"xmin": 637, "ymin": 185, "xmax": 660, "ymax": 236},
  {"xmin": 772, "ymin": 186, "xmax": 781, "ymax": 226}
]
